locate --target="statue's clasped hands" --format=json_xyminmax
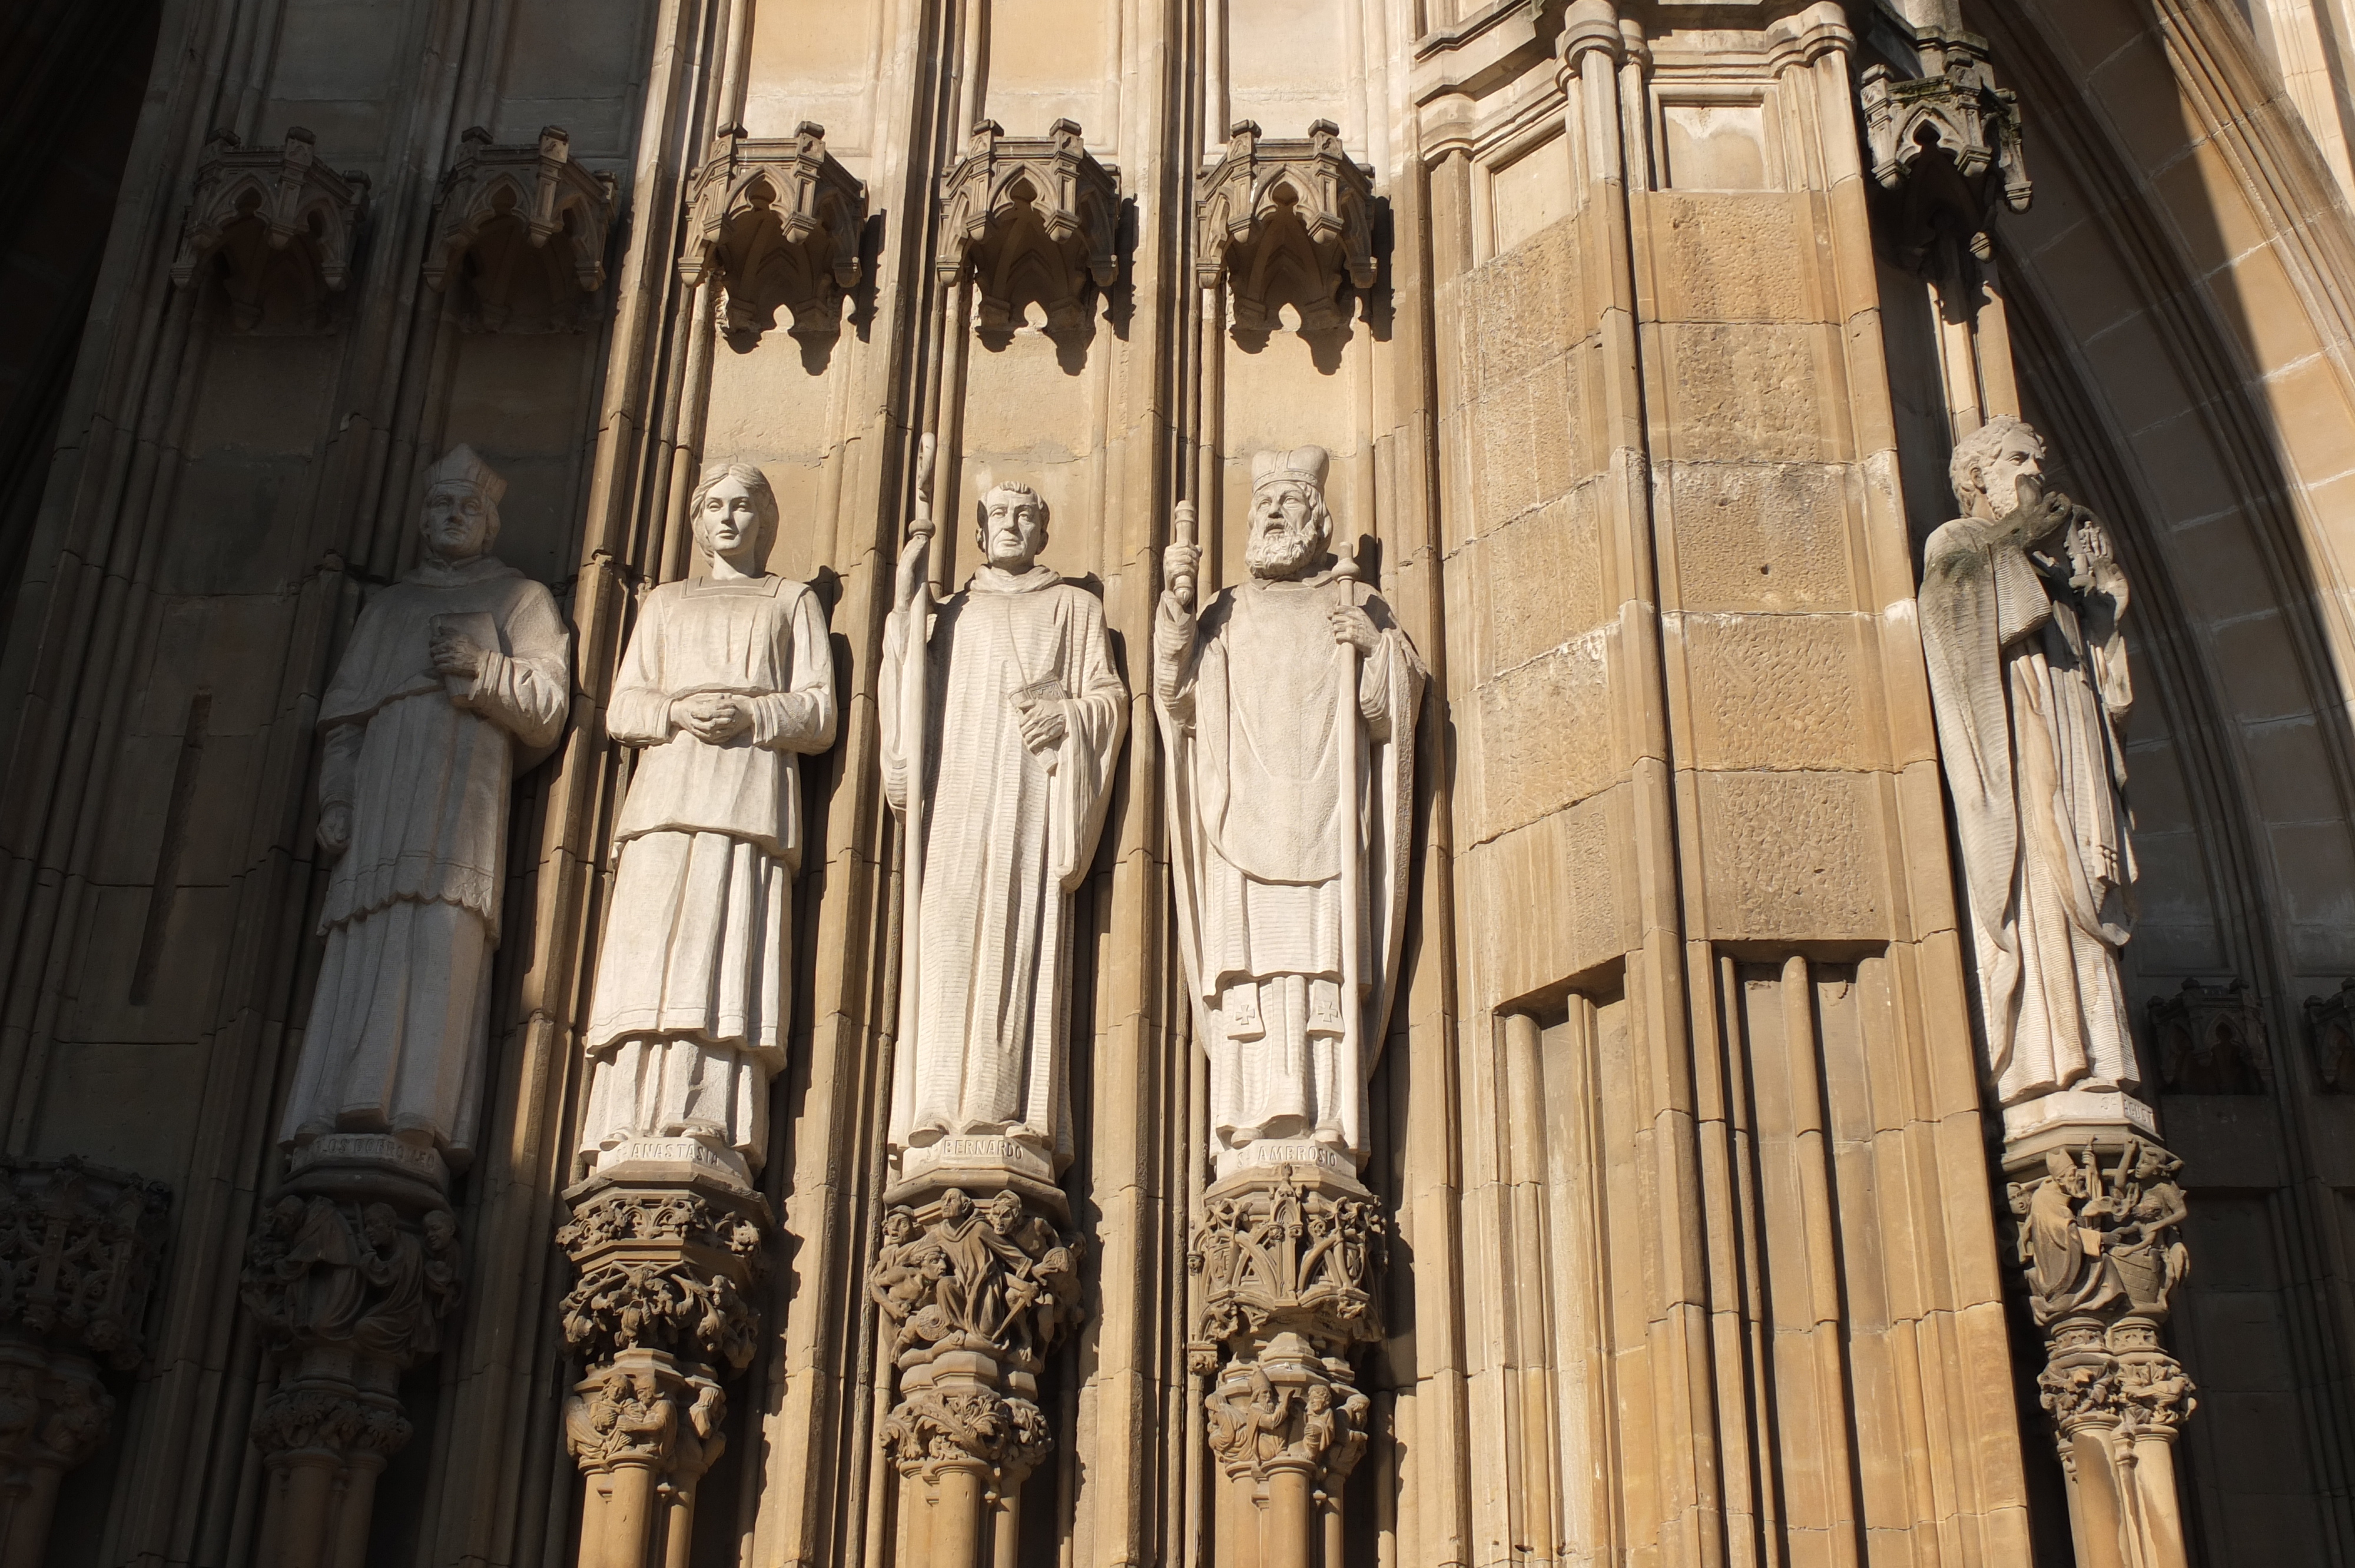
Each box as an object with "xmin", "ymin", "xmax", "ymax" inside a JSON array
[{"xmin": 672, "ymin": 693, "xmax": 754, "ymax": 744}]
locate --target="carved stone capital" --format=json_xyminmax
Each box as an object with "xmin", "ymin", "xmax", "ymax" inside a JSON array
[
  {"xmin": 249, "ymin": 1382, "xmax": 413, "ymax": 1466},
  {"xmin": 2005, "ymin": 1135, "xmax": 2188, "ymax": 1326},
  {"xmin": 679, "ymin": 121, "xmax": 867, "ymax": 343},
  {"xmin": 1204, "ymin": 1354, "xmax": 1371, "ymax": 1490},
  {"xmin": 240, "ymin": 1188, "xmax": 463, "ymax": 1374},
  {"xmin": 563, "ymin": 1349, "xmax": 728, "ymax": 1484},
  {"xmin": 424, "ymin": 125, "xmax": 618, "ymax": 330},
  {"xmin": 1856, "ymin": 26, "xmax": 2029, "ymax": 268},
  {"xmin": 556, "ymin": 1180, "xmax": 769, "ymax": 1376},
  {"xmin": 170, "ymin": 128, "xmax": 370, "ymax": 329},
  {"xmin": 1195, "ymin": 119, "xmax": 1376, "ymax": 337},
  {"xmin": 0, "ymin": 1155, "xmax": 171, "ymax": 1370},
  {"xmin": 937, "ymin": 118, "xmax": 1120, "ymax": 337},
  {"xmin": 878, "ymin": 1383, "xmax": 1052, "ymax": 1484},
  {"xmin": 1190, "ymin": 1167, "xmax": 1385, "ymax": 1361},
  {"xmin": 2148, "ymin": 976, "xmax": 2270, "ymax": 1094}
]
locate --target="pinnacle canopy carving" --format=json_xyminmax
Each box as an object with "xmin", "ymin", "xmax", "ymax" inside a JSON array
[
  {"xmin": 424, "ymin": 125, "xmax": 618, "ymax": 330},
  {"xmin": 1858, "ymin": 28, "xmax": 2030, "ymax": 267},
  {"xmin": 170, "ymin": 128, "xmax": 370, "ymax": 330},
  {"xmin": 1195, "ymin": 119, "xmax": 1376, "ymax": 335},
  {"xmin": 679, "ymin": 121, "xmax": 867, "ymax": 343},
  {"xmin": 937, "ymin": 118, "xmax": 1120, "ymax": 336}
]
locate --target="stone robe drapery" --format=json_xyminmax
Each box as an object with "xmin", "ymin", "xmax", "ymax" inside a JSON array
[
  {"xmin": 282, "ymin": 556, "xmax": 569, "ymax": 1167},
  {"xmin": 877, "ymin": 566, "xmax": 1126, "ymax": 1175},
  {"xmin": 579, "ymin": 574, "xmax": 836, "ymax": 1180},
  {"xmin": 1920, "ymin": 513, "xmax": 2138, "ymax": 1107},
  {"xmin": 1156, "ymin": 572, "xmax": 1423, "ymax": 1172}
]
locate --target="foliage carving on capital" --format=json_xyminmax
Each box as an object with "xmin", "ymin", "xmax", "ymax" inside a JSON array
[
  {"xmin": 679, "ymin": 121, "xmax": 867, "ymax": 343},
  {"xmin": 937, "ymin": 118, "xmax": 1121, "ymax": 337},
  {"xmin": 170, "ymin": 128, "xmax": 370, "ymax": 330},
  {"xmin": 878, "ymin": 1384, "xmax": 1053, "ymax": 1481},
  {"xmin": 556, "ymin": 1187, "xmax": 768, "ymax": 1373},
  {"xmin": 424, "ymin": 125, "xmax": 618, "ymax": 330},
  {"xmin": 1195, "ymin": 119, "xmax": 1376, "ymax": 336}
]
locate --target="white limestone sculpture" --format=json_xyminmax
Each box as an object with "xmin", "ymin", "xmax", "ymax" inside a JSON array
[
  {"xmin": 1155, "ymin": 447, "xmax": 1425, "ymax": 1177},
  {"xmin": 284, "ymin": 445, "xmax": 571, "ymax": 1169},
  {"xmin": 879, "ymin": 483, "xmax": 1128, "ymax": 1180},
  {"xmin": 578, "ymin": 463, "xmax": 838, "ymax": 1185},
  {"xmin": 1919, "ymin": 416, "xmax": 2141, "ymax": 1121}
]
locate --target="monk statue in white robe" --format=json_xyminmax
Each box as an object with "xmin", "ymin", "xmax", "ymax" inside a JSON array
[
  {"xmin": 879, "ymin": 481, "xmax": 1127, "ymax": 1180},
  {"xmin": 1919, "ymin": 417, "xmax": 2141, "ymax": 1121},
  {"xmin": 284, "ymin": 444, "xmax": 572, "ymax": 1170},
  {"xmin": 578, "ymin": 463, "xmax": 838, "ymax": 1186},
  {"xmin": 1155, "ymin": 447, "xmax": 1424, "ymax": 1178}
]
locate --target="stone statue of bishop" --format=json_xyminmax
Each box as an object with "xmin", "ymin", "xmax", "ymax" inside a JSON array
[
  {"xmin": 879, "ymin": 481, "xmax": 1127, "ymax": 1181},
  {"xmin": 284, "ymin": 444, "xmax": 572, "ymax": 1172},
  {"xmin": 1919, "ymin": 416, "xmax": 2141, "ymax": 1129},
  {"xmin": 1155, "ymin": 447, "xmax": 1424, "ymax": 1178}
]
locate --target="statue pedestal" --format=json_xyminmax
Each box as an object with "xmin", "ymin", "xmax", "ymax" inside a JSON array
[
  {"xmin": 555, "ymin": 1170, "xmax": 771, "ymax": 1568},
  {"xmin": 873, "ymin": 1158, "xmax": 1080, "ymax": 1568},
  {"xmin": 1190, "ymin": 1163, "xmax": 1383, "ymax": 1568}
]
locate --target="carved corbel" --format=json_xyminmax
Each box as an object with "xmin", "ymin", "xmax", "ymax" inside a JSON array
[
  {"xmin": 424, "ymin": 125, "xmax": 618, "ymax": 331},
  {"xmin": 170, "ymin": 128, "xmax": 370, "ymax": 331},
  {"xmin": 678, "ymin": 121, "xmax": 867, "ymax": 344},
  {"xmin": 556, "ymin": 1180, "xmax": 768, "ymax": 1568},
  {"xmin": 1195, "ymin": 119, "xmax": 1376, "ymax": 337},
  {"xmin": 2309, "ymin": 979, "xmax": 2355, "ymax": 1090},
  {"xmin": 1188, "ymin": 1167, "xmax": 1385, "ymax": 1567},
  {"xmin": 1858, "ymin": 26, "xmax": 2031, "ymax": 270},
  {"xmin": 2148, "ymin": 976, "xmax": 2270, "ymax": 1094},
  {"xmin": 2006, "ymin": 1137, "xmax": 2197, "ymax": 1568},
  {"xmin": 0, "ymin": 1157, "xmax": 171, "ymax": 1568},
  {"xmin": 936, "ymin": 118, "xmax": 1120, "ymax": 338},
  {"xmin": 868, "ymin": 1181, "xmax": 1083, "ymax": 1566}
]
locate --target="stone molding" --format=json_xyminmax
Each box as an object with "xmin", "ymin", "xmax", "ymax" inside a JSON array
[
  {"xmin": 423, "ymin": 125, "xmax": 618, "ymax": 328},
  {"xmin": 1194, "ymin": 118, "xmax": 1376, "ymax": 335},
  {"xmin": 678, "ymin": 121, "xmax": 867, "ymax": 343},
  {"xmin": 169, "ymin": 128, "xmax": 370, "ymax": 328},
  {"xmin": 936, "ymin": 118, "xmax": 1120, "ymax": 336}
]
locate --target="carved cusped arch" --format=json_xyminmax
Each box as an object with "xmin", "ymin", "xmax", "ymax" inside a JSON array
[
  {"xmin": 424, "ymin": 125, "xmax": 618, "ymax": 332},
  {"xmin": 937, "ymin": 118, "xmax": 1120, "ymax": 338},
  {"xmin": 169, "ymin": 128, "xmax": 370, "ymax": 331},
  {"xmin": 1195, "ymin": 119, "xmax": 1375, "ymax": 337},
  {"xmin": 1859, "ymin": 27, "xmax": 2032, "ymax": 269},
  {"xmin": 679, "ymin": 121, "xmax": 867, "ymax": 345}
]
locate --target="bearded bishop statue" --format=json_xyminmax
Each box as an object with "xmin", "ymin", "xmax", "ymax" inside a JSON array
[
  {"xmin": 1919, "ymin": 416, "xmax": 2141, "ymax": 1122},
  {"xmin": 577, "ymin": 462, "xmax": 838, "ymax": 1186},
  {"xmin": 879, "ymin": 481, "xmax": 1128, "ymax": 1181},
  {"xmin": 1155, "ymin": 447, "xmax": 1425, "ymax": 1177},
  {"xmin": 284, "ymin": 445, "xmax": 572, "ymax": 1170}
]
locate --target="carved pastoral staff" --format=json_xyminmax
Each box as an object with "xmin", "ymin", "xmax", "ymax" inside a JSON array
[
  {"xmin": 880, "ymin": 480, "xmax": 1127, "ymax": 1180},
  {"xmin": 1155, "ymin": 447, "xmax": 1424, "ymax": 1178},
  {"xmin": 286, "ymin": 445, "xmax": 570, "ymax": 1170},
  {"xmin": 1919, "ymin": 417, "xmax": 2141, "ymax": 1124},
  {"xmin": 578, "ymin": 463, "xmax": 838, "ymax": 1186}
]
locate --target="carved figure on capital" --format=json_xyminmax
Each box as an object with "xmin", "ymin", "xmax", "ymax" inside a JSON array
[
  {"xmin": 1156, "ymin": 447, "xmax": 1425, "ymax": 1177},
  {"xmin": 1919, "ymin": 418, "xmax": 2140, "ymax": 1129},
  {"xmin": 577, "ymin": 462, "xmax": 838, "ymax": 1187},
  {"xmin": 867, "ymin": 1188, "xmax": 1084, "ymax": 1361},
  {"xmin": 880, "ymin": 480, "xmax": 1127, "ymax": 1183},
  {"xmin": 285, "ymin": 445, "xmax": 570, "ymax": 1175}
]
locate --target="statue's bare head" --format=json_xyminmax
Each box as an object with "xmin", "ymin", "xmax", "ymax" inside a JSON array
[
  {"xmin": 975, "ymin": 482, "xmax": 1049, "ymax": 572},
  {"xmin": 691, "ymin": 461, "xmax": 780, "ymax": 569},
  {"xmin": 421, "ymin": 444, "xmax": 505, "ymax": 563},
  {"xmin": 1949, "ymin": 417, "xmax": 2045, "ymax": 521},
  {"xmin": 1246, "ymin": 446, "xmax": 1334, "ymax": 581}
]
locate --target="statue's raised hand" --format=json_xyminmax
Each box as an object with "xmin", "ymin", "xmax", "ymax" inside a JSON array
[
  {"xmin": 895, "ymin": 532, "xmax": 933, "ymax": 612},
  {"xmin": 1328, "ymin": 602, "xmax": 1378, "ymax": 655},
  {"xmin": 1161, "ymin": 541, "xmax": 1200, "ymax": 616},
  {"xmin": 317, "ymin": 802, "xmax": 351, "ymax": 859}
]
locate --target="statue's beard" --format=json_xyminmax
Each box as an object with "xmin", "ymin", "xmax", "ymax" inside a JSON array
[{"xmin": 1246, "ymin": 521, "xmax": 1324, "ymax": 580}]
